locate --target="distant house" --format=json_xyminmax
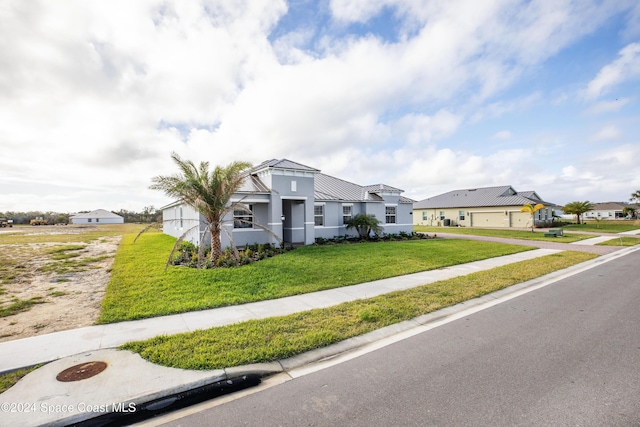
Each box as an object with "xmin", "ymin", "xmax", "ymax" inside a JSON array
[
  {"xmin": 413, "ymin": 185, "xmax": 556, "ymax": 228},
  {"xmin": 69, "ymin": 209, "xmax": 124, "ymax": 224},
  {"xmin": 160, "ymin": 159, "xmax": 415, "ymax": 247},
  {"xmin": 583, "ymin": 202, "xmax": 631, "ymax": 220}
]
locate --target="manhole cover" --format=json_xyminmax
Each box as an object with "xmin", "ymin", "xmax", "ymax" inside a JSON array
[{"xmin": 56, "ymin": 361, "xmax": 108, "ymax": 382}]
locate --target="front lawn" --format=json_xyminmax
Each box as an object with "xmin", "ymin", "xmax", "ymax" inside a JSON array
[
  {"xmin": 122, "ymin": 251, "xmax": 597, "ymax": 370},
  {"xmin": 98, "ymin": 232, "xmax": 533, "ymax": 323},
  {"xmin": 413, "ymin": 226, "xmax": 592, "ymax": 242},
  {"xmin": 563, "ymin": 222, "xmax": 640, "ymax": 233},
  {"xmin": 596, "ymin": 236, "xmax": 640, "ymax": 246}
]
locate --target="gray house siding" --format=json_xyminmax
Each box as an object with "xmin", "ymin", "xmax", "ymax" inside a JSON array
[{"xmin": 160, "ymin": 159, "xmax": 415, "ymax": 249}]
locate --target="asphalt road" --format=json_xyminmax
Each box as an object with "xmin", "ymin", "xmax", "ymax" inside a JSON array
[{"xmin": 154, "ymin": 248, "xmax": 640, "ymax": 427}]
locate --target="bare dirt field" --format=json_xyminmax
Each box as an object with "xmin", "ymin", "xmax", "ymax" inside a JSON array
[{"xmin": 0, "ymin": 226, "xmax": 124, "ymax": 343}]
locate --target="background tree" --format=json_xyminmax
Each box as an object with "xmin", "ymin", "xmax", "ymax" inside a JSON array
[
  {"xmin": 631, "ymin": 190, "xmax": 640, "ymax": 204},
  {"xmin": 520, "ymin": 203, "xmax": 545, "ymax": 232},
  {"xmin": 562, "ymin": 201, "xmax": 594, "ymax": 224},
  {"xmin": 622, "ymin": 206, "xmax": 637, "ymax": 219},
  {"xmin": 345, "ymin": 213, "xmax": 383, "ymax": 239},
  {"xmin": 150, "ymin": 153, "xmax": 252, "ymax": 263}
]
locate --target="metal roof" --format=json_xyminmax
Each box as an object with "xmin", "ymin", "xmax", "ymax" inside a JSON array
[
  {"xmin": 414, "ymin": 185, "xmax": 556, "ymax": 209},
  {"xmin": 252, "ymin": 159, "xmax": 320, "ymax": 173},
  {"xmin": 69, "ymin": 209, "xmax": 123, "ymax": 219},
  {"xmin": 362, "ymin": 183, "xmax": 404, "ymax": 193},
  {"xmin": 314, "ymin": 173, "xmax": 382, "ymax": 202}
]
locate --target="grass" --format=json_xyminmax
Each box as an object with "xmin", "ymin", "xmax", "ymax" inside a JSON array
[
  {"xmin": 99, "ymin": 233, "xmax": 534, "ymax": 324},
  {"xmin": 563, "ymin": 222, "xmax": 640, "ymax": 233},
  {"xmin": 38, "ymin": 255, "xmax": 110, "ymax": 274},
  {"xmin": 0, "ymin": 224, "xmax": 145, "ymax": 245},
  {"xmin": 121, "ymin": 251, "xmax": 597, "ymax": 370},
  {"xmin": 0, "ymin": 366, "xmax": 41, "ymax": 394},
  {"xmin": 596, "ymin": 236, "xmax": 640, "ymax": 246},
  {"xmin": 0, "ymin": 297, "xmax": 46, "ymax": 318},
  {"xmin": 47, "ymin": 244, "xmax": 86, "ymax": 260},
  {"xmin": 413, "ymin": 225, "xmax": 594, "ymax": 242}
]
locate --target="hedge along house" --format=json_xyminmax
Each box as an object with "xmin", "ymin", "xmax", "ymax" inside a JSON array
[
  {"xmin": 69, "ymin": 209, "xmax": 124, "ymax": 224},
  {"xmin": 160, "ymin": 159, "xmax": 415, "ymax": 248},
  {"xmin": 413, "ymin": 185, "xmax": 556, "ymax": 228}
]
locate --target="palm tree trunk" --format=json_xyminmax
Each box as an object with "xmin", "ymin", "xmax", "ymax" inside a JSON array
[{"xmin": 210, "ymin": 223, "xmax": 222, "ymax": 262}]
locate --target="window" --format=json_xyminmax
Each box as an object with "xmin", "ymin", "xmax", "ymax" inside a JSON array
[
  {"xmin": 422, "ymin": 212, "xmax": 428, "ymax": 221},
  {"xmin": 291, "ymin": 180, "xmax": 297, "ymax": 192},
  {"xmin": 314, "ymin": 205, "xmax": 324, "ymax": 226},
  {"xmin": 439, "ymin": 211, "xmax": 445, "ymax": 220},
  {"xmin": 459, "ymin": 210, "xmax": 465, "ymax": 221},
  {"xmin": 96, "ymin": 218, "xmax": 100, "ymax": 223},
  {"xmin": 234, "ymin": 204, "xmax": 253, "ymax": 228},
  {"xmin": 385, "ymin": 206, "xmax": 396, "ymax": 224},
  {"xmin": 179, "ymin": 207, "xmax": 183, "ymax": 228},
  {"xmin": 342, "ymin": 205, "xmax": 352, "ymax": 224},
  {"xmin": 88, "ymin": 218, "xmax": 92, "ymax": 223}
]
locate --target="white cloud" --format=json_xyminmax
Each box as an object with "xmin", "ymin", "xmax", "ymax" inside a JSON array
[
  {"xmin": 590, "ymin": 125, "xmax": 622, "ymax": 142},
  {"xmin": 584, "ymin": 98, "xmax": 632, "ymax": 115},
  {"xmin": 0, "ymin": 1, "xmax": 638, "ymax": 212},
  {"xmin": 585, "ymin": 42, "xmax": 640, "ymax": 99},
  {"xmin": 493, "ymin": 130, "xmax": 512, "ymax": 140}
]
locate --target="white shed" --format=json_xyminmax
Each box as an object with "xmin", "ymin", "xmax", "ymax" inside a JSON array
[{"xmin": 69, "ymin": 209, "xmax": 124, "ymax": 224}]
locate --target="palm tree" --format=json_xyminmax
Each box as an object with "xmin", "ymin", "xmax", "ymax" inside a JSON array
[
  {"xmin": 520, "ymin": 203, "xmax": 545, "ymax": 232},
  {"xmin": 345, "ymin": 213, "xmax": 383, "ymax": 239},
  {"xmin": 622, "ymin": 206, "xmax": 637, "ymax": 219},
  {"xmin": 150, "ymin": 152, "xmax": 252, "ymax": 263},
  {"xmin": 562, "ymin": 201, "xmax": 594, "ymax": 224},
  {"xmin": 631, "ymin": 190, "xmax": 640, "ymax": 204}
]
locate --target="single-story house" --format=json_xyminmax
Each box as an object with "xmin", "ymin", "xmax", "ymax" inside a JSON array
[
  {"xmin": 413, "ymin": 185, "xmax": 556, "ymax": 228},
  {"xmin": 583, "ymin": 202, "xmax": 631, "ymax": 220},
  {"xmin": 69, "ymin": 209, "xmax": 124, "ymax": 224},
  {"xmin": 160, "ymin": 159, "xmax": 415, "ymax": 247}
]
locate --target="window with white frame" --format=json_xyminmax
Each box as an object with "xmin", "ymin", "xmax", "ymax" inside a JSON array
[
  {"xmin": 439, "ymin": 211, "xmax": 445, "ymax": 220},
  {"xmin": 234, "ymin": 204, "xmax": 253, "ymax": 228},
  {"xmin": 314, "ymin": 204, "xmax": 324, "ymax": 226},
  {"xmin": 422, "ymin": 212, "xmax": 428, "ymax": 221},
  {"xmin": 385, "ymin": 205, "xmax": 396, "ymax": 224},
  {"xmin": 459, "ymin": 210, "xmax": 465, "ymax": 221},
  {"xmin": 342, "ymin": 204, "xmax": 352, "ymax": 224}
]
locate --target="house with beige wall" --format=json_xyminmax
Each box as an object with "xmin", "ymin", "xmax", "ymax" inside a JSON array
[{"xmin": 413, "ymin": 185, "xmax": 556, "ymax": 228}]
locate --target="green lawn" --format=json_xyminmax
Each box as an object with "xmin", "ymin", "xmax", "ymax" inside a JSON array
[
  {"xmin": 563, "ymin": 222, "xmax": 640, "ymax": 233},
  {"xmin": 413, "ymin": 226, "xmax": 592, "ymax": 242},
  {"xmin": 122, "ymin": 251, "xmax": 597, "ymax": 370},
  {"xmin": 596, "ymin": 236, "xmax": 640, "ymax": 246},
  {"xmin": 98, "ymin": 232, "xmax": 533, "ymax": 323}
]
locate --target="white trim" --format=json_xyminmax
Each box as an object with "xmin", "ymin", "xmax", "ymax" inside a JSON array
[
  {"xmin": 304, "ymin": 222, "xmax": 315, "ymax": 225},
  {"xmin": 268, "ymin": 222, "xmax": 284, "ymax": 226},
  {"xmin": 230, "ymin": 198, "xmax": 269, "ymax": 203},
  {"xmin": 281, "ymin": 196, "xmax": 308, "ymax": 200},
  {"xmin": 284, "ymin": 227, "xmax": 305, "ymax": 231},
  {"xmin": 314, "ymin": 225, "xmax": 342, "ymax": 229}
]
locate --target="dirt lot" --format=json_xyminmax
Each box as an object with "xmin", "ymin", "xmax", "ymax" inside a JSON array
[{"xmin": 0, "ymin": 226, "xmax": 122, "ymax": 343}]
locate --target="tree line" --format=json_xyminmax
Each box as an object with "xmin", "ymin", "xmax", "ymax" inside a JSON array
[{"xmin": 0, "ymin": 206, "xmax": 161, "ymax": 225}]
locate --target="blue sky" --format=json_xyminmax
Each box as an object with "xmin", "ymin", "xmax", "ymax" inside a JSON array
[{"xmin": 1, "ymin": 0, "xmax": 639, "ymax": 212}]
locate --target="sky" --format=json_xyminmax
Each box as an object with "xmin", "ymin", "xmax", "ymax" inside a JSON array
[{"xmin": 1, "ymin": 0, "xmax": 640, "ymax": 213}]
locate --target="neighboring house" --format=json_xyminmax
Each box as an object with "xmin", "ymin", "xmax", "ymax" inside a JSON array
[
  {"xmin": 413, "ymin": 185, "xmax": 556, "ymax": 228},
  {"xmin": 69, "ymin": 209, "xmax": 124, "ymax": 224},
  {"xmin": 583, "ymin": 202, "xmax": 631, "ymax": 220},
  {"xmin": 160, "ymin": 159, "xmax": 415, "ymax": 247}
]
